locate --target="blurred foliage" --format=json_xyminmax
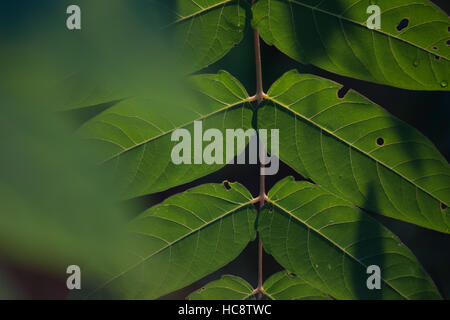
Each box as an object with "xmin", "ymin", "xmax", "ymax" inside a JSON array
[
  {"xmin": 0, "ymin": 0, "xmax": 188, "ymax": 298},
  {"xmin": 0, "ymin": 0, "xmax": 185, "ymax": 110},
  {"xmin": 0, "ymin": 89, "xmax": 138, "ymax": 273}
]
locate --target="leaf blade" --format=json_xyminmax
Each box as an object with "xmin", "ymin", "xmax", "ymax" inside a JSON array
[
  {"xmin": 259, "ymin": 70, "xmax": 450, "ymax": 233},
  {"xmin": 77, "ymin": 71, "xmax": 255, "ymax": 198},
  {"xmin": 263, "ymin": 271, "xmax": 332, "ymax": 300},
  {"xmin": 189, "ymin": 275, "xmax": 255, "ymax": 300},
  {"xmin": 260, "ymin": 177, "xmax": 442, "ymax": 300},
  {"xmin": 78, "ymin": 181, "xmax": 257, "ymax": 299},
  {"xmin": 169, "ymin": 0, "xmax": 247, "ymax": 72},
  {"xmin": 252, "ymin": 0, "xmax": 450, "ymax": 90}
]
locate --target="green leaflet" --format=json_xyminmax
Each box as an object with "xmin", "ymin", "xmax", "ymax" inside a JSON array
[
  {"xmin": 75, "ymin": 182, "xmax": 257, "ymax": 299},
  {"xmin": 252, "ymin": 0, "xmax": 450, "ymax": 90},
  {"xmin": 259, "ymin": 177, "xmax": 442, "ymax": 300},
  {"xmin": 263, "ymin": 271, "xmax": 331, "ymax": 300},
  {"xmin": 189, "ymin": 275, "xmax": 256, "ymax": 300},
  {"xmin": 77, "ymin": 71, "xmax": 254, "ymax": 199},
  {"xmin": 169, "ymin": 0, "xmax": 247, "ymax": 72},
  {"xmin": 188, "ymin": 271, "xmax": 329, "ymax": 300},
  {"xmin": 258, "ymin": 70, "xmax": 450, "ymax": 233}
]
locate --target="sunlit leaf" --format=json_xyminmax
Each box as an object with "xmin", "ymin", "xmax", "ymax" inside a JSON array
[
  {"xmin": 77, "ymin": 71, "xmax": 254, "ymax": 199},
  {"xmin": 263, "ymin": 271, "xmax": 331, "ymax": 300},
  {"xmin": 75, "ymin": 181, "xmax": 257, "ymax": 299},
  {"xmin": 252, "ymin": 0, "xmax": 450, "ymax": 90},
  {"xmin": 259, "ymin": 177, "xmax": 442, "ymax": 299},
  {"xmin": 167, "ymin": 0, "xmax": 247, "ymax": 72},
  {"xmin": 189, "ymin": 275, "xmax": 256, "ymax": 300},
  {"xmin": 189, "ymin": 270, "xmax": 331, "ymax": 300},
  {"xmin": 258, "ymin": 70, "xmax": 450, "ymax": 233}
]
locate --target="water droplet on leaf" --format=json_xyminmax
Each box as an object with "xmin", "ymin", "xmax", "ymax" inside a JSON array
[{"xmin": 441, "ymin": 81, "xmax": 448, "ymax": 88}]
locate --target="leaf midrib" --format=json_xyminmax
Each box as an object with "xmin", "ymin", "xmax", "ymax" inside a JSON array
[
  {"xmin": 85, "ymin": 198, "xmax": 254, "ymax": 298},
  {"xmin": 266, "ymin": 95, "xmax": 448, "ymax": 207},
  {"xmin": 174, "ymin": 0, "xmax": 235, "ymax": 24},
  {"xmin": 279, "ymin": 0, "xmax": 449, "ymax": 61},
  {"xmin": 266, "ymin": 197, "xmax": 409, "ymax": 299}
]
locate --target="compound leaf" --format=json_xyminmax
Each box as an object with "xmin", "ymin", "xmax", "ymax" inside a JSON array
[
  {"xmin": 77, "ymin": 71, "xmax": 254, "ymax": 199},
  {"xmin": 258, "ymin": 70, "xmax": 450, "ymax": 233},
  {"xmin": 76, "ymin": 181, "xmax": 257, "ymax": 299},
  {"xmin": 189, "ymin": 275, "xmax": 256, "ymax": 300},
  {"xmin": 252, "ymin": 0, "xmax": 450, "ymax": 90},
  {"xmin": 259, "ymin": 177, "xmax": 441, "ymax": 299}
]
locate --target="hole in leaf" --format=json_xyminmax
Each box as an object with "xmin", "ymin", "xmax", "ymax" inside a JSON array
[
  {"xmin": 289, "ymin": 273, "xmax": 297, "ymax": 278},
  {"xmin": 223, "ymin": 181, "xmax": 231, "ymax": 190},
  {"xmin": 435, "ymin": 55, "xmax": 440, "ymax": 61},
  {"xmin": 337, "ymin": 86, "xmax": 349, "ymax": 99},
  {"xmin": 376, "ymin": 137, "xmax": 384, "ymax": 146},
  {"xmin": 441, "ymin": 203, "xmax": 448, "ymax": 210},
  {"xmin": 447, "ymin": 40, "xmax": 450, "ymax": 46},
  {"xmin": 432, "ymin": 46, "xmax": 438, "ymax": 50},
  {"xmin": 396, "ymin": 18, "xmax": 409, "ymax": 31}
]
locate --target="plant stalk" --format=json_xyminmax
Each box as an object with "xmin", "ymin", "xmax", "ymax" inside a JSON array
[
  {"xmin": 253, "ymin": 28, "xmax": 264, "ymax": 105},
  {"xmin": 252, "ymin": 0, "xmax": 265, "ymax": 299}
]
